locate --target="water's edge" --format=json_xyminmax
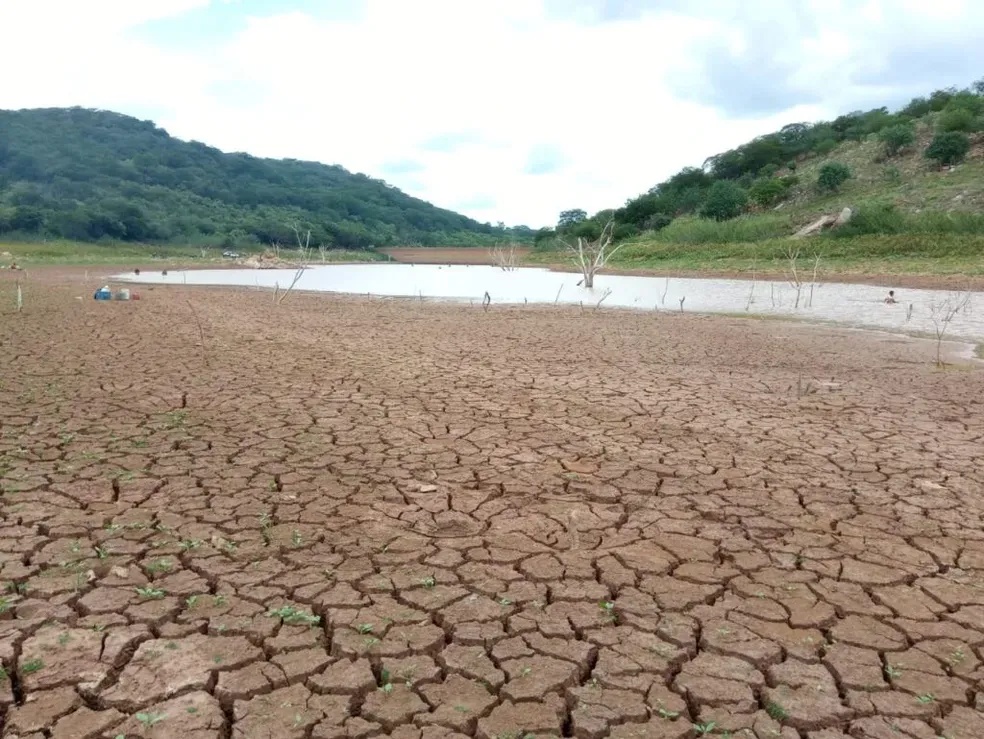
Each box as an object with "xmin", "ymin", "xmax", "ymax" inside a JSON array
[{"xmin": 116, "ymin": 264, "xmax": 984, "ymax": 348}]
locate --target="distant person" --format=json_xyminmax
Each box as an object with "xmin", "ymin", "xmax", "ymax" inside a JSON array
[{"xmin": 884, "ymin": 290, "xmax": 897, "ymax": 304}]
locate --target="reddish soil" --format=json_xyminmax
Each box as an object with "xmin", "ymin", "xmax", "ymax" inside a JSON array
[
  {"xmin": 383, "ymin": 247, "xmax": 532, "ymax": 265},
  {"xmin": 2, "ymin": 267, "xmax": 984, "ymax": 738}
]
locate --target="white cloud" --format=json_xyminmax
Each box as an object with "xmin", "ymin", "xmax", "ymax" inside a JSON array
[{"xmin": 1, "ymin": 0, "xmax": 983, "ymax": 228}]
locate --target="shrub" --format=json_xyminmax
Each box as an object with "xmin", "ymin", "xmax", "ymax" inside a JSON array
[
  {"xmin": 925, "ymin": 132, "xmax": 971, "ymax": 166},
  {"xmin": 699, "ymin": 180, "xmax": 748, "ymax": 221},
  {"xmin": 749, "ymin": 178, "xmax": 789, "ymax": 207},
  {"xmin": 937, "ymin": 107, "xmax": 978, "ymax": 133},
  {"xmin": 817, "ymin": 162, "xmax": 852, "ymax": 193},
  {"xmin": 815, "ymin": 139, "xmax": 838, "ymax": 156},
  {"xmin": 878, "ymin": 123, "xmax": 915, "ymax": 156},
  {"xmin": 642, "ymin": 213, "xmax": 672, "ymax": 232}
]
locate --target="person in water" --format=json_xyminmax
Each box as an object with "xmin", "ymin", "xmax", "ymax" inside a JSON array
[{"xmin": 885, "ymin": 290, "xmax": 897, "ymax": 304}]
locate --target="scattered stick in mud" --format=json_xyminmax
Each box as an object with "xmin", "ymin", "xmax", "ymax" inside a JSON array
[
  {"xmin": 679, "ymin": 296, "xmax": 686, "ymax": 312},
  {"xmin": 661, "ymin": 277, "xmax": 670, "ymax": 306},
  {"xmin": 745, "ymin": 273, "xmax": 756, "ymax": 312},
  {"xmin": 785, "ymin": 244, "xmax": 804, "ymax": 309},
  {"xmin": 930, "ymin": 290, "xmax": 972, "ymax": 367},
  {"xmin": 482, "ymin": 291, "xmax": 491, "ymax": 312},
  {"xmin": 16, "ymin": 278, "xmax": 23, "ymax": 313},
  {"xmin": 595, "ymin": 288, "xmax": 612, "ymax": 309},
  {"xmin": 185, "ymin": 300, "xmax": 210, "ymax": 368},
  {"xmin": 554, "ymin": 284, "xmax": 563, "ymax": 304},
  {"xmin": 274, "ymin": 265, "xmax": 307, "ymax": 306},
  {"xmin": 906, "ymin": 303, "xmax": 914, "ymax": 322},
  {"xmin": 806, "ymin": 251, "xmax": 823, "ymax": 308}
]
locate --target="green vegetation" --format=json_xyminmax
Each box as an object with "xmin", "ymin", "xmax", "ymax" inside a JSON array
[
  {"xmin": 925, "ymin": 131, "xmax": 971, "ymax": 166},
  {"xmin": 533, "ymin": 77, "xmax": 984, "ymax": 278},
  {"xmin": 0, "ymin": 107, "xmax": 532, "ymax": 250},
  {"xmin": 817, "ymin": 162, "xmax": 852, "ymax": 193}
]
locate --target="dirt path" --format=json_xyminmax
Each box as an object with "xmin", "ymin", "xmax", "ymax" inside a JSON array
[{"xmin": 2, "ymin": 271, "xmax": 984, "ymax": 738}]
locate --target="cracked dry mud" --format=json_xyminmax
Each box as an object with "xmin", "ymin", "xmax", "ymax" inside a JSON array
[{"xmin": 2, "ymin": 273, "xmax": 984, "ymax": 738}]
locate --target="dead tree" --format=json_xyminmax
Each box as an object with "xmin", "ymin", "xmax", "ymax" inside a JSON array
[
  {"xmin": 930, "ymin": 290, "xmax": 973, "ymax": 367},
  {"xmin": 559, "ymin": 219, "xmax": 624, "ymax": 289},
  {"xmin": 291, "ymin": 223, "xmax": 312, "ymax": 264},
  {"xmin": 489, "ymin": 242, "xmax": 519, "ymax": 271}
]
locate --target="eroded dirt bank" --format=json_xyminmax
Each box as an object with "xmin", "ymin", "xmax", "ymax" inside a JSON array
[{"xmin": 2, "ymin": 270, "xmax": 984, "ymax": 738}]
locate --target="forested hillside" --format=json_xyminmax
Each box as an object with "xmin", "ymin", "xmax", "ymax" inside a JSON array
[
  {"xmin": 0, "ymin": 107, "xmax": 527, "ymax": 248},
  {"xmin": 539, "ymin": 78, "xmax": 984, "ymax": 246}
]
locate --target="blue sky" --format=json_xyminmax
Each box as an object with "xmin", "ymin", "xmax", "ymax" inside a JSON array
[{"xmin": 2, "ymin": 0, "xmax": 984, "ymax": 227}]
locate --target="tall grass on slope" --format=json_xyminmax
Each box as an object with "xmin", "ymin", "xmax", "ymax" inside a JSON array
[
  {"xmin": 643, "ymin": 214, "xmax": 793, "ymax": 244},
  {"xmin": 834, "ymin": 204, "xmax": 984, "ymax": 238}
]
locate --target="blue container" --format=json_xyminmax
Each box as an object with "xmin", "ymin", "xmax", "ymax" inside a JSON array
[{"xmin": 94, "ymin": 288, "xmax": 112, "ymax": 301}]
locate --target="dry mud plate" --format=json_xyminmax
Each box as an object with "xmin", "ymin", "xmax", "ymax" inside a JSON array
[{"xmin": 2, "ymin": 271, "xmax": 984, "ymax": 738}]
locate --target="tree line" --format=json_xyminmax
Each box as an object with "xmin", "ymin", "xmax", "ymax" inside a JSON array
[{"xmin": 0, "ymin": 107, "xmax": 534, "ymax": 248}]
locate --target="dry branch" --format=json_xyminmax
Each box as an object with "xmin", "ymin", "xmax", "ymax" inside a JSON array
[{"xmin": 559, "ymin": 219, "xmax": 624, "ymax": 289}]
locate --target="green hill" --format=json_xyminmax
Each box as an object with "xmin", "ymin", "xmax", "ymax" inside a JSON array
[
  {"xmin": 0, "ymin": 107, "xmax": 526, "ymax": 249},
  {"xmin": 537, "ymin": 81, "xmax": 984, "ymax": 277}
]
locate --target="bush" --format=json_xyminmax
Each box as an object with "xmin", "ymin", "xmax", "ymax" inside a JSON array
[
  {"xmin": 937, "ymin": 107, "xmax": 979, "ymax": 133},
  {"xmin": 699, "ymin": 180, "xmax": 748, "ymax": 221},
  {"xmin": 814, "ymin": 139, "xmax": 838, "ymax": 155},
  {"xmin": 749, "ymin": 178, "xmax": 789, "ymax": 207},
  {"xmin": 925, "ymin": 131, "xmax": 971, "ymax": 166},
  {"xmin": 878, "ymin": 123, "xmax": 915, "ymax": 156},
  {"xmin": 817, "ymin": 162, "xmax": 852, "ymax": 193},
  {"xmin": 642, "ymin": 213, "xmax": 672, "ymax": 232}
]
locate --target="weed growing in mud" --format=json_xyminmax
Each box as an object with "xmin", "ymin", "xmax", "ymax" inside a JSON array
[
  {"xmin": 765, "ymin": 701, "xmax": 789, "ymax": 721},
  {"xmin": 693, "ymin": 722, "xmax": 717, "ymax": 735},
  {"xmin": 357, "ymin": 623, "xmax": 374, "ymax": 634},
  {"xmin": 136, "ymin": 586, "xmax": 166, "ymax": 599},
  {"xmin": 20, "ymin": 658, "xmax": 43, "ymax": 674},
  {"xmin": 136, "ymin": 712, "xmax": 167, "ymax": 727},
  {"xmin": 916, "ymin": 693, "xmax": 935, "ymax": 704},
  {"xmin": 0, "ymin": 666, "xmax": 7, "ymax": 682},
  {"xmin": 421, "ymin": 575, "xmax": 436, "ymax": 588},
  {"xmin": 884, "ymin": 663, "xmax": 902, "ymax": 679},
  {"xmin": 655, "ymin": 705, "xmax": 679, "ymax": 719},
  {"xmin": 163, "ymin": 411, "xmax": 187, "ymax": 429},
  {"xmin": 266, "ymin": 605, "xmax": 320, "ymax": 626},
  {"xmin": 179, "ymin": 539, "xmax": 203, "ymax": 551},
  {"xmin": 599, "ymin": 601, "xmax": 617, "ymax": 623},
  {"xmin": 291, "ymin": 529, "xmax": 303, "ymax": 547},
  {"xmin": 146, "ymin": 558, "xmax": 173, "ymax": 573}
]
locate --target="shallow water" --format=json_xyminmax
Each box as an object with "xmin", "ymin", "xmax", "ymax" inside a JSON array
[{"xmin": 119, "ymin": 264, "xmax": 984, "ymax": 341}]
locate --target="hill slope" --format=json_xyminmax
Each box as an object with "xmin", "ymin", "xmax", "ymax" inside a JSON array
[
  {"xmin": 531, "ymin": 81, "xmax": 984, "ymax": 277},
  {"xmin": 0, "ymin": 107, "xmax": 519, "ymax": 249}
]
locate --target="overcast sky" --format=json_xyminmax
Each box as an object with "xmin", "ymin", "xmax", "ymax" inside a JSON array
[{"xmin": 2, "ymin": 0, "xmax": 983, "ymax": 228}]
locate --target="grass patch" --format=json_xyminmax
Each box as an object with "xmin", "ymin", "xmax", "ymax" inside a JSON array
[{"xmin": 596, "ymin": 232, "xmax": 984, "ymax": 277}]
